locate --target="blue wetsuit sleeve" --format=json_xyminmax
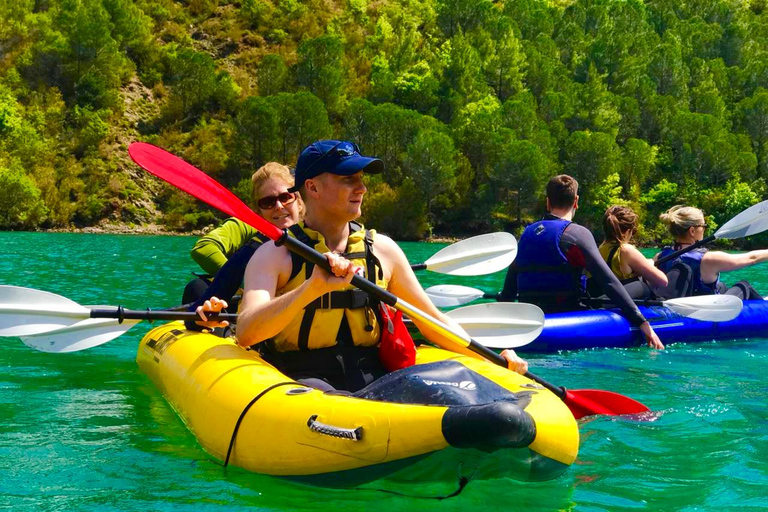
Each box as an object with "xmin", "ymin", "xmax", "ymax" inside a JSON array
[
  {"xmin": 498, "ymin": 263, "xmax": 518, "ymax": 302},
  {"xmin": 562, "ymin": 224, "xmax": 647, "ymax": 326},
  {"xmin": 185, "ymin": 242, "xmax": 259, "ymax": 331}
]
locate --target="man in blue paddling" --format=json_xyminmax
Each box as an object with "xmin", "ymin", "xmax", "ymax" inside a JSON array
[
  {"xmin": 200, "ymin": 140, "xmax": 529, "ymax": 392},
  {"xmin": 499, "ymin": 174, "xmax": 664, "ymax": 349}
]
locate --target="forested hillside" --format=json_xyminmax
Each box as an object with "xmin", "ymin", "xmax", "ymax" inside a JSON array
[{"xmin": 2, "ymin": 0, "xmax": 768, "ymax": 243}]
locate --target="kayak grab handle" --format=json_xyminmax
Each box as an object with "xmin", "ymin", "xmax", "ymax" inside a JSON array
[{"xmin": 307, "ymin": 415, "xmax": 363, "ymax": 441}]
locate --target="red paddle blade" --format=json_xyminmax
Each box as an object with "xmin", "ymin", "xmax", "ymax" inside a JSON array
[
  {"xmin": 128, "ymin": 142, "xmax": 282, "ymax": 241},
  {"xmin": 564, "ymin": 389, "xmax": 650, "ymax": 420}
]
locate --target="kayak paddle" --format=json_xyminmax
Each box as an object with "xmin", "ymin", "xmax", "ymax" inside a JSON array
[
  {"xmin": 588, "ymin": 295, "xmax": 743, "ymax": 322},
  {"xmin": 426, "ymin": 284, "xmax": 499, "ymax": 307},
  {"xmin": 656, "ymin": 199, "xmax": 768, "ymax": 266},
  {"xmin": 127, "ymin": 141, "xmax": 649, "ymax": 419},
  {"xmin": 444, "ymin": 302, "xmax": 544, "ymax": 348},
  {"xmin": 425, "ymin": 284, "xmax": 744, "ymax": 322},
  {"xmin": 410, "ymin": 232, "xmax": 516, "ymax": 276},
  {"xmin": 0, "ymin": 286, "xmax": 543, "ymax": 353}
]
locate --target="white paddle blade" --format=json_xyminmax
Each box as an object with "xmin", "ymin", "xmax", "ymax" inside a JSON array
[
  {"xmin": 664, "ymin": 295, "xmax": 743, "ymax": 322},
  {"xmin": 445, "ymin": 302, "xmax": 544, "ymax": 349},
  {"xmin": 716, "ymin": 199, "xmax": 768, "ymax": 239},
  {"xmin": 424, "ymin": 232, "xmax": 517, "ymax": 276},
  {"xmin": 0, "ymin": 285, "xmax": 91, "ymax": 336},
  {"xmin": 425, "ymin": 284, "xmax": 485, "ymax": 307},
  {"xmin": 21, "ymin": 312, "xmax": 140, "ymax": 353}
]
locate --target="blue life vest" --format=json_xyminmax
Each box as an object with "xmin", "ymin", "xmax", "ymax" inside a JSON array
[
  {"xmin": 516, "ymin": 219, "xmax": 587, "ymax": 309},
  {"xmin": 657, "ymin": 246, "xmax": 719, "ymax": 295}
]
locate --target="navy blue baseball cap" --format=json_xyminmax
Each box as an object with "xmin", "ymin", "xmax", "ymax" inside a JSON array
[{"xmin": 289, "ymin": 140, "xmax": 384, "ymax": 192}]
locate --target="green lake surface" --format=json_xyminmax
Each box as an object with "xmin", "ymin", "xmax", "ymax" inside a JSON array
[{"xmin": 1, "ymin": 231, "xmax": 767, "ymax": 511}]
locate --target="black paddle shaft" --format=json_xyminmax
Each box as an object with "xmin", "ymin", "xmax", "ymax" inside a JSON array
[
  {"xmin": 588, "ymin": 297, "xmax": 666, "ymax": 308},
  {"xmin": 89, "ymin": 307, "xmax": 238, "ymax": 323}
]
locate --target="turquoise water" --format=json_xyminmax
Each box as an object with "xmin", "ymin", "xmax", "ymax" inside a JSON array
[{"xmin": 1, "ymin": 231, "xmax": 767, "ymax": 511}]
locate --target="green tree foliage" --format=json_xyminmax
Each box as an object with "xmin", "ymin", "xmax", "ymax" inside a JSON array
[
  {"xmin": 234, "ymin": 96, "xmax": 278, "ymax": 170},
  {"xmin": 271, "ymin": 91, "xmax": 331, "ymax": 163},
  {"xmin": 435, "ymin": 0, "xmax": 493, "ymax": 38},
  {"xmin": 490, "ymin": 138, "xmax": 550, "ymax": 225},
  {"xmin": 163, "ymin": 47, "xmax": 239, "ymax": 122},
  {"xmin": 5, "ymin": 0, "xmax": 768, "ymax": 242},
  {"xmin": 735, "ymin": 88, "xmax": 768, "ymax": 178},
  {"xmin": 403, "ymin": 130, "xmax": 457, "ymax": 225},
  {"xmin": 296, "ymin": 34, "xmax": 344, "ymax": 112},
  {"xmin": 257, "ymin": 54, "xmax": 288, "ymax": 97},
  {"xmin": 0, "ymin": 162, "xmax": 47, "ymax": 229}
]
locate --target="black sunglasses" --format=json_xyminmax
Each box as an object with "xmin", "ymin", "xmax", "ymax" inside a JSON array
[
  {"xmin": 257, "ymin": 191, "xmax": 297, "ymax": 210},
  {"xmin": 302, "ymin": 142, "xmax": 360, "ymax": 176}
]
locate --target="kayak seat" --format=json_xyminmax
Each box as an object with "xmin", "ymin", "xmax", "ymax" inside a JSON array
[{"xmin": 655, "ymin": 261, "xmax": 694, "ymax": 299}]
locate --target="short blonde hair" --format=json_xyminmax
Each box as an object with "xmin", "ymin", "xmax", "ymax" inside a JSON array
[
  {"xmin": 250, "ymin": 162, "xmax": 304, "ymax": 216},
  {"xmin": 660, "ymin": 205, "xmax": 705, "ymax": 238}
]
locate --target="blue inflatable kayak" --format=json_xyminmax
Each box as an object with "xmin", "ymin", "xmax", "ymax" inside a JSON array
[{"xmin": 519, "ymin": 299, "xmax": 768, "ymax": 352}]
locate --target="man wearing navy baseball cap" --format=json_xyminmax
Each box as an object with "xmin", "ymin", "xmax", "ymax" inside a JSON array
[
  {"xmin": 209, "ymin": 140, "xmax": 528, "ymax": 392},
  {"xmin": 288, "ymin": 140, "xmax": 384, "ymax": 192}
]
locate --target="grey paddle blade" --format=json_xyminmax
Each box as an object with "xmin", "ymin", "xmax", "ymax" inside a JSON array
[
  {"xmin": 424, "ymin": 232, "xmax": 517, "ymax": 276},
  {"xmin": 0, "ymin": 285, "xmax": 91, "ymax": 336},
  {"xmin": 663, "ymin": 295, "xmax": 743, "ymax": 322},
  {"xmin": 21, "ymin": 306, "xmax": 140, "ymax": 353},
  {"xmin": 445, "ymin": 302, "xmax": 545, "ymax": 348},
  {"xmin": 716, "ymin": 199, "xmax": 768, "ymax": 239},
  {"xmin": 425, "ymin": 285, "xmax": 485, "ymax": 307}
]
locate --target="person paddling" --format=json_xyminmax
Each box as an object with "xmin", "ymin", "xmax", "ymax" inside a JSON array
[
  {"xmin": 188, "ymin": 164, "xmax": 303, "ymax": 330},
  {"xmin": 655, "ymin": 205, "xmax": 767, "ymax": 300},
  {"xmin": 182, "ymin": 163, "xmax": 304, "ymax": 304},
  {"xmin": 499, "ymin": 175, "xmax": 664, "ymax": 349},
  {"xmin": 590, "ymin": 205, "xmax": 668, "ymax": 299},
  {"xmin": 200, "ymin": 140, "xmax": 528, "ymax": 392}
]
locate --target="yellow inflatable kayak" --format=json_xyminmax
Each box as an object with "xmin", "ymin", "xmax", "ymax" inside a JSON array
[{"xmin": 137, "ymin": 322, "xmax": 579, "ymax": 486}]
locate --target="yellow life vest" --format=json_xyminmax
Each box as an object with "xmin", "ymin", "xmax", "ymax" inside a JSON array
[
  {"xmin": 598, "ymin": 241, "xmax": 637, "ymax": 281},
  {"xmin": 271, "ymin": 221, "xmax": 389, "ymax": 352}
]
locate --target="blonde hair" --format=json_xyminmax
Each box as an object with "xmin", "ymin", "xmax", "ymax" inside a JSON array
[
  {"xmin": 250, "ymin": 162, "xmax": 304, "ymax": 216},
  {"xmin": 659, "ymin": 205, "xmax": 705, "ymax": 238},
  {"xmin": 603, "ymin": 205, "xmax": 638, "ymax": 244}
]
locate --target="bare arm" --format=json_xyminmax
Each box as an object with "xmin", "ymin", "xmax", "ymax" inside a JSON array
[
  {"xmin": 236, "ymin": 243, "xmax": 359, "ymax": 348},
  {"xmin": 701, "ymin": 249, "xmax": 768, "ymax": 283},
  {"xmin": 622, "ymin": 244, "xmax": 668, "ymax": 288}
]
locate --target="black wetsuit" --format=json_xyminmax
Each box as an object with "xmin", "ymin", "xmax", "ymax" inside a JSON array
[{"xmin": 500, "ymin": 214, "xmax": 647, "ymax": 327}]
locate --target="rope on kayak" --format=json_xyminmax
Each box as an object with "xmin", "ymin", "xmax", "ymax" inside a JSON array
[
  {"xmin": 223, "ymin": 381, "xmax": 297, "ymax": 467},
  {"xmin": 307, "ymin": 414, "xmax": 363, "ymax": 441}
]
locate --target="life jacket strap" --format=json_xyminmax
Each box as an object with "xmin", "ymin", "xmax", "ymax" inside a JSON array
[{"xmin": 306, "ymin": 289, "xmax": 372, "ymax": 310}]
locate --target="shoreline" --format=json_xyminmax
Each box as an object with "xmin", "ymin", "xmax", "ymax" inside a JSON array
[
  {"xmin": 6, "ymin": 224, "xmax": 462, "ymax": 242},
  {"xmin": 4, "ymin": 227, "xmax": 759, "ymax": 249}
]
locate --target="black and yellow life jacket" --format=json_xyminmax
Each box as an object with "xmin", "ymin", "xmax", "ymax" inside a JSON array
[{"xmin": 270, "ymin": 221, "xmax": 388, "ymax": 352}]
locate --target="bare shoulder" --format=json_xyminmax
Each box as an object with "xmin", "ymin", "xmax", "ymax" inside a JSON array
[
  {"xmin": 621, "ymin": 243, "xmax": 641, "ymax": 257},
  {"xmin": 703, "ymin": 250, "xmax": 731, "ymax": 262},
  {"xmin": 371, "ymin": 233, "xmax": 407, "ymax": 281},
  {"xmin": 246, "ymin": 241, "xmax": 293, "ymax": 285},
  {"xmin": 372, "ymin": 233, "xmax": 402, "ymax": 255}
]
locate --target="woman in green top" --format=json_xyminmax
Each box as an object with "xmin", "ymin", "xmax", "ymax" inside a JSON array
[
  {"xmin": 591, "ymin": 205, "xmax": 667, "ymax": 299},
  {"xmin": 182, "ymin": 162, "xmax": 304, "ymax": 304}
]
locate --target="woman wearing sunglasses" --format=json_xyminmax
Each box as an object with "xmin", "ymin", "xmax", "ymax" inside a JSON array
[
  {"xmin": 182, "ymin": 163, "xmax": 303, "ymax": 318},
  {"xmin": 654, "ymin": 205, "xmax": 767, "ymax": 299}
]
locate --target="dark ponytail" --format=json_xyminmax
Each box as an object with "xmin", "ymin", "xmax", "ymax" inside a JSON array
[{"xmin": 602, "ymin": 205, "xmax": 638, "ymax": 244}]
